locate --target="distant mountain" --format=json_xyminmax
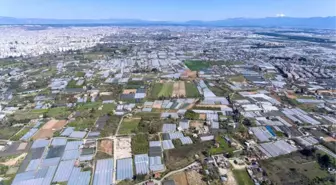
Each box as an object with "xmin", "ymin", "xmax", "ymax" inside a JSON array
[{"xmin": 0, "ymin": 16, "xmax": 335, "ymax": 29}]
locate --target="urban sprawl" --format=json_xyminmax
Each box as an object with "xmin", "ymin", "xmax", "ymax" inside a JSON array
[{"xmin": 0, "ymin": 26, "xmax": 336, "ymax": 185}]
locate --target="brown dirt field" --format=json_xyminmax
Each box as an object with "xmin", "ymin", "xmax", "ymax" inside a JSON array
[
  {"xmin": 98, "ymin": 139, "xmax": 113, "ymax": 155},
  {"xmin": 323, "ymin": 137, "xmax": 336, "ymax": 142},
  {"xmin": 186, "ymin": 171, "xmax": 206, "ymax": 185},
  {"xmin": 190, "ymin": 121, "xmax": 204, "ymax": 130},
  {"xmin": 170, "ymin": 172, "xmax": 189, "ymax": 185},
  {"xmin": 41, "ymin": 119, "xmax": 58, "ymax": 129},
  {"xmin": 225, "ymin": 170, "xmax": 238, "ymax": 185},
  {"xmin": 123, "ymin": 89, "xmax": 137, "ymax": 94},
  {"xmin": 33, "ymin": 120, "xmax": 67, "ymax": 139},
  {"xmin": 172, "ymin": 81, "xmax": 186, "ymax": 97},
  {"xmin": 199, "ymin": 113, "xmax": 206, "ymax": 120}
]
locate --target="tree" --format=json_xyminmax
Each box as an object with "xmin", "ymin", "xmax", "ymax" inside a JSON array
[{"xmin": 318, "ymin": 154, "xmax": 331, "ymax": 168}]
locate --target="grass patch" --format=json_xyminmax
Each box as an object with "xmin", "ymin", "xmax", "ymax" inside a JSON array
[
  {"xmin": 0, "ymin": 126, "xmax": 22, "ymax": 140},
  {"xmin": 137, "ymin": 118, "xmax": 163, "ymax": 134},
  {"xmin": 184, "ymin": 60, "xmax": 210, "ymax": 71},
  {"xmin": 233, "ymin": 169, "xmax": 254, "ymax": 185},
  {"xmin": 260, "ymin": 152, "xmax": 333, "ymax": 185},
  {"xmin": 11, "ymin": 111, "xmax": 42, "ymax": 122},
  {"xmin": 76, "ymin": 71, "xmax": 85, "ymax": 77},
  {"xmin": 229, "ymin": 75, "xmax": 246, "ymax": 82},
  {"xmin": 67, "ymin": 79, "xmax": 84, "ymax": 88},
  {"xmin": 100, "ymin": 115, "xmax": 121, "ymax": 137},
  {"xmin": 164, "ymin": 142, "xmax": 212, "ymax": 171},
  {"xmin": 185, "ymin": 82, "xmax": 200, "ymax": 97},
  {"xmin": 131, "ymin": 134, "xmax": 149, "ymax": 154},
  {"xmin": 46, "ymin": 107, "xmax": 71, "ymax": 119},
  {"xmin": 119, "ymin": 117, "xmax": 141, "ymax": 135},
  {"xmin": 77, "ymin": 102, "xmax": 102, "ymax": 111},
  {"xmin": 10, "ymin": 127, "xmax": 30, "ymax": 141},
  {"xmin": 67, "ymin": 118, "xmax": 96, "ymax": 131},
  {"xmin": 158, "ymin": 83, "xmax": 173, "ymax": 97},
  {"xmin": 150, "ymin": 83, "xmax": 163, "ymax": 99},
  {"xmin": 209, "ymin": 135, "xmax": 235, "ymax": 155}
]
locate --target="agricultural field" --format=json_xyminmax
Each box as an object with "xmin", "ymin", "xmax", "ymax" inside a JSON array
[
  {"xmin": 157, "ymin": 83, "xmax": 173, "ymax": 98},
  {"xmin": 232, "ymin": 169, "xmax": 254, "ymax": 185},
  {"xmin": 67, "ymin": 118, "xmax": 95, "ymax": 131},
  {"xmin": 184, "ymin": 60, "xmax": 210, "ymax": 71},
  {"xmin": 185, "ymin": 82, "xmax": 200, "ymax": 97},
  {"xmin": 0, "ymin": 126, "xmax": 22, "ymax": 140},
  {"xmin": 118, "ymin": 117, "xmax": 141, "ymax": 135},
  {"xmin": 9, "ymin": 127, "xmax": 30, "ymax": 141},
  {"xmin": 33, "ymin": 120, "xmax": 67, "ymax": 140},
  {"xmin": 131, "ymin": 134, "xmax": 149, "ymax": 154},
  {"xmin": 46, "ymin": 107, "xmax": 72, "ymax": 119},
  {"xmin": 260, "ymin": 152, "xmax": 334, "ymax": 185}
]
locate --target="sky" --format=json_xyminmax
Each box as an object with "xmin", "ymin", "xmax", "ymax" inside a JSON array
[{"xmin": 0, "ymin": 0, "xmax": 335, "ymax": 21}]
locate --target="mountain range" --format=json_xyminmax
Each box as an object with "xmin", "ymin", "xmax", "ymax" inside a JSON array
[{"xmin": 0, "ymin": 16, "xmax": 335, "ymax": 29}]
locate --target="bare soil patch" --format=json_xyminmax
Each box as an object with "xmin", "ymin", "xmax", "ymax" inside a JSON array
[
  {"xmin": 172, "ymin": 81, "xmax": 186, "ymax": 97},
  {"xmin": 169, "ymin": 172, "xmax": 189, "ymax": 185},
  {"xmin": 33, "ymin": 119, "xmax": 67, "ymax": 139},
  {"xmin": 186, "ymin": 171, "xmax": 206, "ymax": 185},
  {"xmin": 98, "ymin": 139, "xmax": 113, "ymax": 155}
]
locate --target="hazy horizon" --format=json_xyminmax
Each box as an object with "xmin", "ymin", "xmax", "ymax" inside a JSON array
[{"xmin": 1, "ymin": 0, "xmax": 335, "ymax": 21}]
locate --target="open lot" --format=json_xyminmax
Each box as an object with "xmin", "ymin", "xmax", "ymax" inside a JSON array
[
  {"xmin": 168, "ymin": 172, "xmax": 189, "ymax": 185},
  {"xmin": 232, "ymin": 169, "xmax": 254, "ymax": 185},
  {"xmin": 98, "ymin": 139, "xmax": 113, "ymax": 156},
  {"xmin": 118, "ymin": 117, "xmax": 141, "ymax": 135},
  {"xmin": 164, "ymin": 142, "xmax": 212, "ymax": 171},
  {"xmin": 115, "ymin": 137, "xmax": 132, "ymax": 159},
  {"xmin": 186, "ymin": 171, "xmax": 206, "ymax": 185},
  {"xmin": 260, "ymin": 152, "xmax": 333, "ymax": 185},
  {"xmin": 33, "ymin": 120, "xmax": 67, "ymax": 139}
]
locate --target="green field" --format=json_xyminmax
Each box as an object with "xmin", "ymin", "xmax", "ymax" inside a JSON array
[
  {"xmin": 209, "ymin": 135, "xmax": 235, "ymax": 155},
  {"xmin": 46, "ymin": 107, "xmax": 71, "ymax": 119},
  {"xmin": 233, "ymin": 169, "xmax": 254, "ymax": 185},
  {"xmin": 185, "ymin": 82, "xmax": 200, "ymax": 97},
  {"xmin": 118, "ymin": 117, "xmax": 141, "ymax": 135},
  {"xmin": 184, "ymin": 60, "xmax": 210, "ymax": 71},
  {"xmin": 158, "ymin": 83, "xmax": 173, "ymax": 97},
  {"xmin": 150, "ymin": 82, "xmax": 173, "ymax": 99},
  {"xmin": 0, "ymin": 126, "xmax": 23, "ymax": 140},
  {"xmin": 67, "ymin": 118, "xmax": 96, "ymax": 131},
  {"xmin": 131, "ymin": 134, "xmax": 149, "ymax": 154},
  {"xmin": 10, "ymin": 127, "xmax": 30, "ymax": 141}
]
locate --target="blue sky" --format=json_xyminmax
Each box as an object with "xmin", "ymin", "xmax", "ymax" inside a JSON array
[{"xmin": 1, "ymin": 0, "xmax": 335, "ymax": 21}]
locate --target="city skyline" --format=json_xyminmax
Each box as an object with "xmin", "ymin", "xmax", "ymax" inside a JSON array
[{"xmin": 1, "ymin": 0, "xmax": 336, "ymax": 21}]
